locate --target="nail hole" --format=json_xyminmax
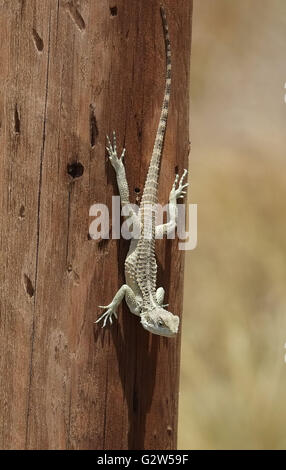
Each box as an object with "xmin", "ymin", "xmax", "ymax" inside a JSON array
[
  {"xmin": 66, "ymin": 2, "xmax": 86, "ymax": 31},
  {"xmin": 24, "ymin": 274, "xmax": 35, "ymax": 298},
  {"xmin": 32, "ymin": 28, "xmax": 44, "ymax": 51},
  {"xmin": 67, "ymin": 162, "xmax": 84, "ymax": 179},
  {"xmin": 67, "ymin": 265, "xmax": 80, "ymax": 284},
  {"xmin": 110, "ymin": 6, "xmax": 117, "ymax": 17},
  {"xmin": 14, "ymin": 105, "xmax": 20, "ymax": 134},
  {"xmin": 89, "ymin": 104, "xmax": 99, "ymax": 148},
  {"xmin": 97, "ymin": 238, "xmax": 110, "ymax": 251},
  {"xmin": 96, "ymin": 227, "xmax": 112, "ymax": 250},
  {"xmin": 19, "ymin": 205, "xmax": 25, "ymax": 219},
  {"xmin": 136, "ymin": 121, "xmax": 142, "ymax": 140},
  {"xmin": 134, "ymin": 187, "xmax": 140, "ymax": 194},
  {"xmin": 167, "ymin": 425, "xmax": 173, "ymax": 435}
]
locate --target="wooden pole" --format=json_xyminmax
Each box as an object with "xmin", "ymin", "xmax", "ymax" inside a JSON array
[{"xmin": 0, "ymin": 0, "xmax": 192, "ymax": 450}]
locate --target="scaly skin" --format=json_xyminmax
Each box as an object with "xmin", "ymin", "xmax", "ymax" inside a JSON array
[{"xmin": 96, "ymin": 6, "xmax": 188, "ymax": 337}]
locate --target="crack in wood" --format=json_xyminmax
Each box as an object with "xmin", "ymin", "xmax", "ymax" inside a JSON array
[
  {"xmin": 14, "ymin": 104, "xmax": 20, "ymax": 134},
  {"xmin": 66, "ymin": 185, "xmax": 72, "ymax": 265},
  {"xmin": 89, "ymin": 104, "xmax": 98, "ymax": 148},
  {"xmin": 32, "ymin": 28, "xmax": 44, "ymax": 52},
  {"xmin": 25, "ymin": 11, "xmax": 52, "ymax": 449},
  {"xmin": 24, "ymin": 274, "xmax": 35, "ymax": 298},
  {"xmin": 66, "ymin": 2, "xmax": 86, "ymax": 31},
  {"xmin": 19, "ymin": 204, "xmax": 25, "ymax": 219}
]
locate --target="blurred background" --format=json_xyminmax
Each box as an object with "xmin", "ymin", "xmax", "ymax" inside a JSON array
[{"xmin": 179, "ymin": 0, "xmax": 286, "ymax": 449}]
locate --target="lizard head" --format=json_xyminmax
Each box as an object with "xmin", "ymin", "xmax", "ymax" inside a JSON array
[{"xmin": 141, "ymin": 308, "xmax": 179, "ymax": 337}]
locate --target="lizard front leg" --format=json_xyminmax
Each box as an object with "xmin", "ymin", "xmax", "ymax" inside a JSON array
[
  {"xmin": 155, "ymin": 169, "xmax": 188, "ymax": 238},
  {"xmin": 96, "ymin": 285, "xmax": 140, "ymax": 328}
]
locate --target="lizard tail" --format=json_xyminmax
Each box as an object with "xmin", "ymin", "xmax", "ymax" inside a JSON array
[{"xmin": 140, "ymin": 5, "xmax": 171, "ymax": 206}]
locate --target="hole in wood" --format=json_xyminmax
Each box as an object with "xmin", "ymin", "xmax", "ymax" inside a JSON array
[
  {"xmin": 14, "ymin": 105, "xmax": 20, "ymax": 134},
  {"xmin": 89, "ymin": 104, "xmax": 99, "ymax": 148},
  {"xmin": 110, "ymin": 6, "xmax": 117, "ymax": 16},
  {"xmin": 19, "ymin": 205, "xmax": 25, "ymax": 219},
  {"xmin": 66, "ymin": 2, "xmax": 86, "ymax": 31},
  {"xmin": 134, "ymin": 187, "xmax": 140, "ymax": 194},
  {"xmin": 167, "ymin": 425, "xmax": 173, "ymax": 435},
  {"xmin": 97, "ymin": 237, "xmax": 110, "ymax": 251},
  {"xmin": 32, "ymin": 28, "xmax": 44, "ymax": 51},
  {"xmin": 67, "ymin": 162, "xmax": 84, "ymax": 179},
  {"xmin": 24, "ymin": 274, "xmax": 35, "ymax": 298}
]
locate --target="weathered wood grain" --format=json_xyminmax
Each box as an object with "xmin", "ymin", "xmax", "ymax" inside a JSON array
[{"xmin": 0, "ymin": 0, "xmax": 192, "ymax": 450}]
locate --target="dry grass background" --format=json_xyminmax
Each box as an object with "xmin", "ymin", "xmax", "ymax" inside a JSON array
[{"xmin": 179, "ymin": 0, "xmax": 286, "ymax": 449}]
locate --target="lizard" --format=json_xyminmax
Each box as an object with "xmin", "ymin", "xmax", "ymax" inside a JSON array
[{"xmin": 96, "ymin": 6, "xmax": 188, "ymax": 337}]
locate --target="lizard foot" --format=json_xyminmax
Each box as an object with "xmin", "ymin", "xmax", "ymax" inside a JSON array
[
  {"xmin": 171, "ymin": 169, "xmax": 189, "ymax": 200},
  {"xmin": 106, "ymin": 131, "xmax": 126, "ymax": 172},
  {"xmin": 96, "ymin": 304, "xmax": 118, "ymax": 328}
]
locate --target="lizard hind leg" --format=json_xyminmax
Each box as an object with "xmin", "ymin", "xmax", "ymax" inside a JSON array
[{"xmin": 156, "ymin": 287, "xmax": 168, "ymax": 307}]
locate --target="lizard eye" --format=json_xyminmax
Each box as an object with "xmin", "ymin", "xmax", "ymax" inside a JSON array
[{"xmin": 158, "ymin": 320, "xmax": 164, "ymax": 327}]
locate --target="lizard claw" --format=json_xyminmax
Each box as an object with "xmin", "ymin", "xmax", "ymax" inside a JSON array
[
  {"xmin": 106, "ymin": 131, "xmax": 125, "ymax": 172},
  {"xmin": 96, "ymin": 304, "xmax": 118, "ymax": 328},
  {"xmin": 171, "ymin": 169, "xmax": 189, "ymax": 200}
]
